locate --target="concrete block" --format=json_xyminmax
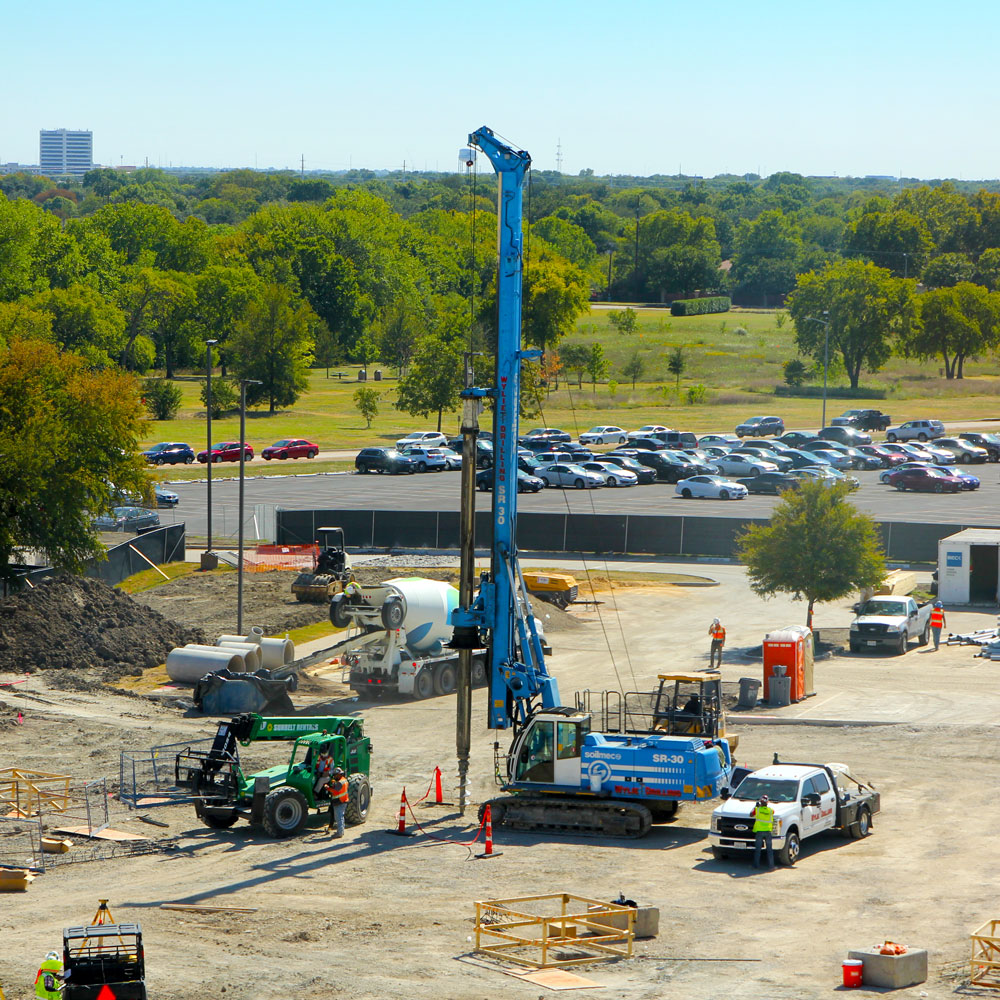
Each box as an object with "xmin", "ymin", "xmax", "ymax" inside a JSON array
[
  {"xmin": 848, "ymin": 948, "xmax": 928, "ymax": 989},
  {"xmin": 588, "ymin": 904, "xmax": 659, "ymax": 938}
]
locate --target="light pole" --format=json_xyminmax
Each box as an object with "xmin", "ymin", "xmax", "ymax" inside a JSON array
[
  {"xmin": 805, "ymin": 312, "xmax": 831, "ymax": 429},
  {"xmin": 236, "ymin": 378, "xmax": 262, "ymax": 634},
  {"xmin": 201, "ymin": 339, "xmax": 218, "ymax": 571}
]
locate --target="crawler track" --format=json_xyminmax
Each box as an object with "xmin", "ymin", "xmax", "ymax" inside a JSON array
[{"xmin": 480, "ymin": 794, "xmax": 652, "ymax": 838}]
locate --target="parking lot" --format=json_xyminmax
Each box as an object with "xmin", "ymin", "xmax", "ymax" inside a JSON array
[{"xmin": 159, "ymin": 465, "xmax": 1000, "ymax": 540}]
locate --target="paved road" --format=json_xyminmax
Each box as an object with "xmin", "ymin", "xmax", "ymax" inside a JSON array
[{"xmin": 156, "ymin": 464, "xmax": 1000, "ymax": 540}]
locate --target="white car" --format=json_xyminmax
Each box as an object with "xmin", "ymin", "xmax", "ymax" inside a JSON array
[
  {"xmin": 884, "ymin": 419, "xmax": 944, "ymax": 443},
  {"xmin": 579, "ymin": 461, "xmax": 638, "ymax": 486},
  {"xmin": 710, "ymin": 453, "xmax": 779, "ymax": 477},
  {"xmin": 675, "ymin": 475, "xmax": 748, "ymax": 500},
  {"xmin": 579, "ymin": 425, "xmax": 628, "ymax": 446},
  {"xmin": 437, "ymin": 447, "xmax": 463, "ymax": 470},
  {"xmin": 631, "ymin": 424, "xmax": 670, "ymax": 437},
  {"xmin": 536, "ymin": 463, "xmax": 604, "ymax": 489},
  {"xmin": 933, "ymin": 438, "xmax": 989, "ymax": 463},
  {"xmin": 698, "ymin": 433, "xmax": 741, "ymax": 448},
  {"xmin": 399, "ymin": 447, "xmax": 449, "ymax": 472},
  {"xmin": 396, "ymin": 430, "xmax": 448, "ymax": 449}
]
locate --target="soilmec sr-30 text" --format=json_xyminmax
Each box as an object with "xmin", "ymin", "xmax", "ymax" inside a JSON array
[{"xmin": 175, "ymin": 713, "xmax": 372, "ymax": 837}]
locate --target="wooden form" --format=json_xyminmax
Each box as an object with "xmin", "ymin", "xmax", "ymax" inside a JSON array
[
  {"xmin": 0, "ymin": 768, "xmax": 70, "ymax": 820},
  {"xmin": 160, "ymin": 904, "xmax": 258, "ymax": 914},
  {"xmin": 474, "ymin": 893, "xmax": 634, "ymax": 969},
  {"xmin": 971, "ymin": 919, "xmax": 1000, "ymax": 989},
  {"xmin": 0, "ymin": 868, "xmax": 36, "ymax": 892}
]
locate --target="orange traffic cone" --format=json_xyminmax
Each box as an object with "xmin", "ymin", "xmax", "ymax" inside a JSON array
[
  {"xmin": 434, "ymin": 766, "xmax": 443, "ymax": 805},
  {"xmin": 391, "ymin": 788, "xmax": 411, "ymax": 836},
  {"xmin": 476, "ymin": 804, "xmax": 502, "ymax": 859}
]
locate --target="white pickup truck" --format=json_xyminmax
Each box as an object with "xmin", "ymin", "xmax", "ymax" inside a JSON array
[
  {"xmin": 849, "ymin": 595, "xmax": 933, "ymax": 654},
  {"xmin": 709, "ymin": 759, "xmax": 880, "ymax": 866}
]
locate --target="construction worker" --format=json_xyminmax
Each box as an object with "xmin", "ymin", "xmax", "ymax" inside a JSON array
[
  {"xmin": 327, "ymin": 766, "xmax": 349, "ymax": 838},
  {"xmin": 708, "ymin": 619, "xmax": 726, "ymax": 669},
  {"xmin": 314, "ymin": 748, "xmax": 334, "ymax": 795},
  {"xmin": 751, "ymin": 795, "xmax": 775, "ymax": 870},
  {"xmin": 34, "ymin": 952, "xmax": 62, "ymax": 999},
  {"xmin": 930, "ymin": 601, "xmax": 947, "ymax": 650}
]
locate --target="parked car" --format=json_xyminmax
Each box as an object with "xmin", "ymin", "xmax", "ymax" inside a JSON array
[
  {"xmin": 855, "ymin": 444, "xmax": 905, "ymax": 468},
  {"xmin": 884, "ymin": 419, "xmax": 945, "ymax": 442},
  {"xmin": 626, "ymin": 436, "xmax": 669, "ymax": 452},
  {"xmin": 731, "ymin": 446, "xmax": 793, "ymax": 472},
  {"xmin": 886, "ymin": 467, "xmax": 964, "ymax": 493},
  {"xmin": 957, "ymin": 431, "xmax": 1000, "ymax": 462},
  {"xmin": 154, "ymin": 485, "xmax": 179, "ymax": 507},
  {"xmin": 142, "ymin": 442, "xmax": 195, "ymax": 465},
  {"xmin": 630, "ymin": 450, "xmax": 702, "ymax": 483},
  {"xmin": 799, "ymin": 442, "xmax": 853, "ymax": 470},
  {"xmin": 599, "ymin": 454, "xmax": 657, "ymax": 484},
  {"xmin": 197, "ymin": 441, "xmax": 253, "ymax": 463},
  {"xmin": 735, "ymin": 472, "xmax": 800, "ymax": 494},
  {"xmin": 895, "ymin": 443, "xmax": 938, "ymax": 463},
  {"xmin": 831, "ymin": 409, "xmax": 892, "ymax": 431},
  {"xmin": 354, "ymin": 447, "xmax": 417, "ymax": 474},
  {"xmin": 563, "ymin": 443, "xmax": 595, "ymax": 460},
  {"xmin": 675, "ymin": 475, "xmax": 748, "ymax": 500},
  {"xmin": 520, "ymin": 427, "xmax": 571, "ymax": 444},
  {"xmin": 399, "ymin": 446, "xmax": 450, "ymax": 472},
  {"xmin": 631, "ymin": 424, "xmax": 670, "ymax": 436},
  {"xmin": 932, "ymin": 466, "xmax": 980, "ymax": 490},
  {"xmin": 698, "ymin": 433, "xmax": 741, "ymax": 448},
  {"xmin": 579, "ymin": 461, "xmax": 638, "ymax": 487},
  {"xmin": 782, "ymin": 448, "xmax": 832, "ymax": 469},
  {"xmin": 818, "ymin": 426, "xmax": 873, "ymax": 447},
  {"xmin": 437, "ymin": 447, "xmax": 463, "ymax": 470},
  {"xmin": 912, "ymin": 442, "xmax": 956, "ymax": 465},
  {"xmin": 790, "ymin": 467, "xmax": 860, "ymax": 490},
  {"xmin": 532, "ymin": 450, "xmax": 574, "ymax": 465},
  {"xmin": 933, "ymin": 437, "xmax": 990, "ymax": 463},
  {"xmin": 476, "ymin": 468, "xmax": 545, "ymax": 493},
  {"xmin": 735, "ymin": 415, "xmax": 784, "ymax": 437},
  {"xmin": 535, "ymin": 463, "xmax": 603, "ymax": 489},
  {"xmin": 396, "ymin": 431, "xmax": 447, "ymax": 450},
  {"xmin": 518, "ymin": 454, "xmax": 545, "ymax": 475},
  {"xmin": 579, "ymin": 425, "xmax": 628, "ymax": 445},
  {"xmin": 659, "ymin": 431, "xmax": 699, "ymax": 449},
  {"xmin": 93, "ymin": 506, "xmax": 160, "ymax": 533},
  {"xmin": 879, "ymin": 461, "xmax": 932, "ymax": 484},
  {"xmin": 261, "ymin": 438, "xmax": 319, "ymax": 460},
  {"xmin": 446, "ymin": 436, "xmax": 494, "ymax": 467},
  {"xmin": 777, "ymin": 431, "xmax": 820, "ymax": 448},
  {"xmin": 711, "ymin": 453, "xmax": 779, "ymax": 477}
]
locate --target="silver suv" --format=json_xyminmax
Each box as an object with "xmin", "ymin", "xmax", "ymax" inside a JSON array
[{"xmin": 884, "ymin": 419, "xmax": 945, "ymax": 443}]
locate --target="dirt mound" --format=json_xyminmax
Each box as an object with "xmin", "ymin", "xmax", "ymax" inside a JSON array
[{"xmin": 0, "ymin": 575, "xmax": 204, "ymax": 678}]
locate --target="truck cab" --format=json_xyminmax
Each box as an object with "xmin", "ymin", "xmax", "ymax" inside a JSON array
[
  {"xmin": 710, "ymin": 760, "xmax": 879, "ymax": 865},
  {"xmin": 850, "ymin": 595, "xmax": 932, "ymax": 654}
]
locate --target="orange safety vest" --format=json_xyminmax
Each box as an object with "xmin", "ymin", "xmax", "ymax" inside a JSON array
[
  {"xmin": 930, "ymin": 607, "xmax": 945, "ymax": 628},
  {"xmin": 710, "ymin": 624, "xmax": 726, "ymax": 643},
  {"xmin": 329, "ymin": 778, "xmax": 349, "ymax": 803}
]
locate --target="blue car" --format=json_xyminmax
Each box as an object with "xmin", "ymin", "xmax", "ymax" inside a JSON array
[
  {"xmin": 142, "ymin": 442, "xmax": 195, "ymax": 465},
  {"xmin": 154, "ymin": 484, "xmax": 179, "ymax": 507}
]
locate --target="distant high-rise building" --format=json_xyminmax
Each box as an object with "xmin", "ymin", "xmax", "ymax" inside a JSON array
[{"xmin": 39, "ymin": 129, "xmax": 93, "ymax": 176}]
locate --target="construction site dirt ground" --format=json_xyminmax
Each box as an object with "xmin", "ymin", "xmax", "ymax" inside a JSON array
[{"xmin": 1, "ymin": 563, "xmax": 997, "ymax": 999}]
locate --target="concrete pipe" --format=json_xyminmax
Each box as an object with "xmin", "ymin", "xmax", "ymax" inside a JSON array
[
  {"xmin": 218, "ymin": 632, "xmax": 262, "ymax": 648},
  {"xmin": 166, "ymin": 646, "xmax": 246, "ymax": 684},
  {"xmin": 214, "ymin": 641, "xmax": 263, "ymax": 671},
  {"xmin": 258, "ymin": 637, "xmax": 294, "ymax": 668}
]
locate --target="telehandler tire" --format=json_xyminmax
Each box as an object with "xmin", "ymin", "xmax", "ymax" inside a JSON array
[
  {"xmin": 201, "ymin": 808, "xmax": 239, "ymax": 830},
  {"xmin": 345, "ymin": 774, "xmax": 371, "ymax": 825},
  {"xmin": 262, "ymin": 788, "xmax": 308, "ymax": 838}
]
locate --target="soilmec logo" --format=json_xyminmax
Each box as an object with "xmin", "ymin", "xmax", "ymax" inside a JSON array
[{"xmin": 586, "ymin": 760, "xmax": 612, "ymax": 783}]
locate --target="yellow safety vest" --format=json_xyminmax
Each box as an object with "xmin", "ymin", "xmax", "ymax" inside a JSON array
[
  {"xmin": 753, "ymin": 805, "xmax": 774, "ymax": 833},
  {"xmin": 34, "ymin": 959, "xmax": 62, "ymax": 1000}
]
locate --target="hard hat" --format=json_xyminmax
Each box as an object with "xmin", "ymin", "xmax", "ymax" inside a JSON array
[
  {"xmin": 332, "ymin": 767, "xmax": 345, "ymax": 777},
  {"xmin": 934, "ymin": 601, "xmax": 943, "ymax": 608},
  {"xmin": 758, "ymin": 795, "xmax": 769, "ymax": 805},
  {"xmin": 45, "ymin": 951, "xmax": 59, "ymax": 961},
  {"xmin": 712, "ymin": 618, "xmax": 720, "ymax": 625}
]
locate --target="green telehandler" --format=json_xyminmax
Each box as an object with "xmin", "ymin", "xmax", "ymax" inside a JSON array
[{"xmin": 175, "ymin": 713, "xmax": 372, "ymax": 837}]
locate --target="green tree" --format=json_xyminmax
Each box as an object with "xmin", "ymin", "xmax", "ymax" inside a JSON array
[
  {"xmin": 607, "ymin": 307, "xmax": 638, "ymax": 336},
  {"xmin": 921, "ymin": 252, "xmax": 975, "ymax": 288},
  {"xmin": 729, "ymin": 209, "xmax": 803, "ymax": 303},
  {"xmin": 622, "ymin": 350, "xmax": 645, "ymax": 388},
  {"xmin": 521, "ymin": 249, "xmax": 590, "ymax": 353},
  {"xmin": 787, "ymin": 259, "xmax": 916, "ymax": 389},
  {"xmin": 737, "ymin": 480, "xmax": 886, "ymax": 628},
  {"xmin": 842, "ymin": 203, "xmax": 932, "ymax": 278},
  {"xmin": 666, "ymin": 345, "xmax": 687, "ymax": 395},
  {"xmin": 199, "ymin": 376, "xmax": 238, "ymax": 418},
  {"xmin": 559, "ymin": 341, "xmax": 590, "ymax": 387},
  {"xmin": 378, "ymin": 304, "xmax": 422, "ymax": 375},
  {"xmin": 0, "ymin": 336, "xmax": 150, "ymax": 581},
  {"xmin": 394, "ymin": 335, "xmax": 463, "ymax": 431},
  {"xmin": 353, "ymin": 332, "xmax": 378, "ymax": 377},
  {"xmin": 975, "ymin": 248, "xmax": 1000, "ymax": 290},
  {"xmin": 29, "ymin": 283, "xmax": 127, "ymax": 369},
  {"xmin": 143, "ymin": 378, "xmax": 183, "ymax": 420},
  {"xmin": 192, "ymin": 265, "xmax": 263, "ymax": 375},
  {"xmin": 907, "ymin": 283, "xmax": 1000, "ymax": 378},
  {"xmin": 228, "ymin": 284, "xmax": 316, "ymax": 413},
  {"xmin": 783, "ymin": 359, "xmax": 808, "ymax": 386},
  {"xmin": 585, "ymin": 343, "xmax": 608, "ymax": 392},
  {"xmin": 354, "ymin": 385, "xmax": 380, "ymax": 427}
]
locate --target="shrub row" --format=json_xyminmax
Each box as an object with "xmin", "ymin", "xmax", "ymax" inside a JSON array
[
  {"xmin": 670, "ymin": 296, "xmax": 731, "ymax": 316},
  {"xmin": 773, "ymin": 384, "xmax": 887, "ymax": 399}
]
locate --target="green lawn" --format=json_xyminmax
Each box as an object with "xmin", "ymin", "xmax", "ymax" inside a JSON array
[{"xmin": 141, "ymin": 306, "xmax": 1000, "ymax": 468}]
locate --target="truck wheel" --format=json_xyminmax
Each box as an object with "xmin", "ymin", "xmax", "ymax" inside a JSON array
[
  {"xmin": 778, "ymin": 830, "xmax": 801, "ymax": 866},
  {"xmin": 849, "ymin": 642, "xmax": 861, "ymax": 653},
  {"xmin": 434, "ymin": 662, "xmax": 457, "ymax": 695},
  {"xmin": 382, "ymin": 597, "xmax": 405, "ymax": 629},
  {"xmin": 917, "ymin": 622, "xmax": 930, "ymax": 646},
  {"xmin": 896, "ymin": 632, "xmax": 908, "ymax": 655},
  {"xmin": 413, "ymin": 668, "xmax": 434, "ymax": 700},
  {"xmin": 201, "ymin": 808, "xmax": 239, "ymax": 829},
  {"xmin": 330, "ymin": 594, "xmax": 352, "ymax": 629},
  {"xmin": 345, "ymin": 774, "xmax": 371, "ymax": 825},
  {"xmin": 471, "ymin": 656, "xmax": 487, "ymax": 686},
  {"xmin": 851, "ymin": 807, "xmax": 872, "ymax": 839},
  {"xmin": 262, "ymin": 788, "xmax": 308, "ymax": 838}
]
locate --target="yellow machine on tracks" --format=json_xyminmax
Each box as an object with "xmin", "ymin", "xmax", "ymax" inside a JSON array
[{"xmin": 291, "ymin": 527, "xmax": 355, "ymax": 603}]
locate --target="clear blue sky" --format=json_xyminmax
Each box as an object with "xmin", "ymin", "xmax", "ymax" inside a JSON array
[{"xmin": 3, "ymin": 0, "xmax": 998, "ymax": 180}]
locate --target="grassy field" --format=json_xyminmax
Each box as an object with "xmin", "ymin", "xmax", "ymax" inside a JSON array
[{"xmin": 141, "ymin": 306, "xmax": 1000, "ymax": 468}]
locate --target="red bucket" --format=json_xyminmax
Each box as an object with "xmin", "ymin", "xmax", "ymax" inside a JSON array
[{"xmin": 842, "ymin": 959, "xmax": 863, "ymax": 988}]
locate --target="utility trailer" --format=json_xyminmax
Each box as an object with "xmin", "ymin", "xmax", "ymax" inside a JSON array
[{"xmin": 175, "ymin": 713, "xmax": 372, "ymax": 837}]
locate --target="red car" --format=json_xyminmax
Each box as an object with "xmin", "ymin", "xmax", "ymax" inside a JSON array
[
  {"xmin": 197, "ymin": 441, "xmax": 253, "ymax": 463},
  {"xmin": 886, "ymin": 467, "xmax": 964, "ymax": 493},
  {"xmin": 262, "ymin": 438, "xmax": 319, "ymax": 460}
]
